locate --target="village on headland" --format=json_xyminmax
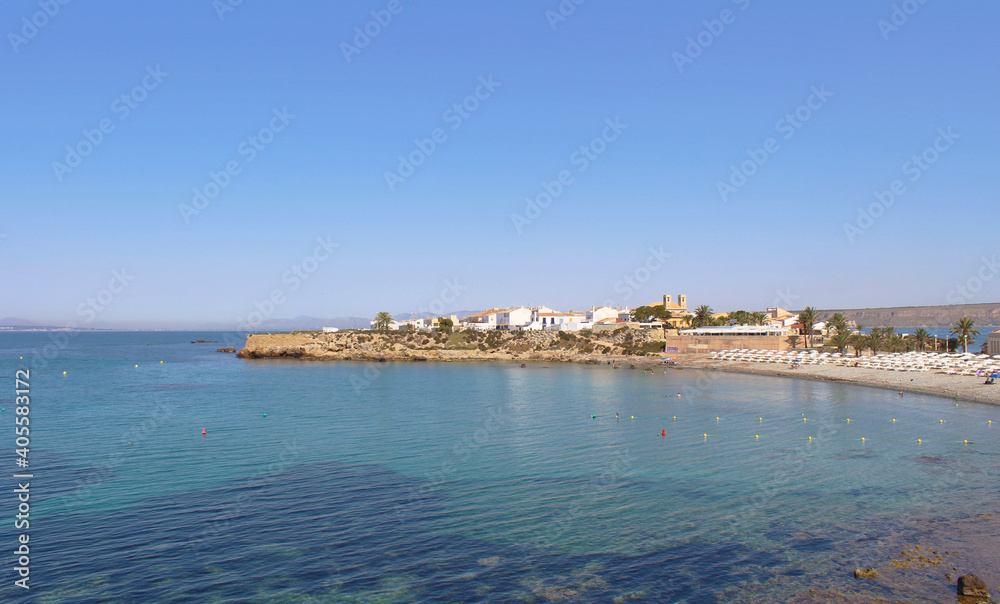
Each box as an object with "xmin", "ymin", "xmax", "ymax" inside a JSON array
[{"xmin": 355, "ymin": 294, "xmax": 999, "ymax": 356}]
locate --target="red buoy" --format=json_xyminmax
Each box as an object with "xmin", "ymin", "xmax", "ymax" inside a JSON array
[
  {"xmin": 661, "ymin": 429, "xmax": 666, "ymax": 436},
  {"xmin": 202, "ymin": 428, "xmax": 207, "ymax": 436}
]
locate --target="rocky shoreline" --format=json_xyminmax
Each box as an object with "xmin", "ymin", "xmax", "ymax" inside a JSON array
[{"xmin": 237, "ymin": 330, "xmax": 1000, "ymax": 407}]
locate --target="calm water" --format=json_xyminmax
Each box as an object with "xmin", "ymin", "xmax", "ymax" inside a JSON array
[{"xmin": 1, "ymin": 332, "xmax": 998, "ymax": 603}]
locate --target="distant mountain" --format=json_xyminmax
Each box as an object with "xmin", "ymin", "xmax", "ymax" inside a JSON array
[{"xmin": 0, "ymin": 317, "xmax": 43, "ymax": 327}]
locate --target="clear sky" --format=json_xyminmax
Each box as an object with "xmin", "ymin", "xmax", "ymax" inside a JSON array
[{"xmin": 1, "ymin": 1, "xmax": 998, "ymax": 328}]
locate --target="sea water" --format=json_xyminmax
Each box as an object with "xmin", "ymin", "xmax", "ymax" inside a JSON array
[{"xmin": 0, "ymin": 331, "xmax": 998, "ymax": 602}]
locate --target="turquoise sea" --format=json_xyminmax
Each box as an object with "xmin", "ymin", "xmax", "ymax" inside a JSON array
[{"xmin": 1, "ymin": 331, "xmax": 998, "ymax": 603}]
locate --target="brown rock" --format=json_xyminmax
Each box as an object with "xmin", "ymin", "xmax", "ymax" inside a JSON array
[
  {"xmin": 853, "ymin": 567, "xmax": 878, "ymax": 579},
  {"xmin": 957, "ymin": 574, "xmax": 990, "ymax": 598},
  {"xmin": 216, "ymin": 347, "xmax": 237, "ymax": 353}
]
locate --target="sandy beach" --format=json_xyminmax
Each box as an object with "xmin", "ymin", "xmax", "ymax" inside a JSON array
[{"xmin": 677, "ymin": 354, "xmax": 1000, "ymax": 407}]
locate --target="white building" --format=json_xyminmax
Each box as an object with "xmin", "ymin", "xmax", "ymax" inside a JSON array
[
  {"xmin": 460, "ymin": 307, "xmax": 532, "ymax": 331},
  {"xmin": 988, "ymin": 329, "xmax": 1000, "ymax": 355},
  {"xmin": 587, "ymin": 306, "xmax": 624, "ymax": 324},
  {"xmin": 681, "ymin": 325, "xmax": 791, "ymax": 337}
]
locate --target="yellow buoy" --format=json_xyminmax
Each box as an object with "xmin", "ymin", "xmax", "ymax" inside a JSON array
[
  {"xmin": 755, "ymin": 434, "xmax": 759, "ymax": 439},
  {"xmin": 160, "ymin": 361, "xmax": 164, "ymax": 364},
  {"xmin": 808, "ymin": 436, "xmax": 812, "ymax": 441},
  {"xmin": 861, "ymin": 437, "xmax": 865, "ymax": 442},
  {"xmin": 918, "ymin": 439, "xmax": 922, "ymax": 444},
  {"xmin": 703, "ymin": 433, "xmax": 708, "ymax": 438},
  {"xmin": 62, "ymin": 371, "xmax": 66, "ymax": 375},
  {"xmin": 20, "ymin": 356, "xmax": 23, "ymax": 360},
  {"xmin": 892, "ymin": 419, "xmax": 896, "ymax": 423},
  {"xmin": 989, "ymin": 420, "xmax": 992, "ymax": 425},
  {"xmin": 939, "ymin": 419, "xmax": 944, "ymax": 424},
  {"xmin": 846, "ymin": 418, "xmax": 850, "ymax": 423},
  {"xmin": 716, "ymin": 417, "xmax": 720, "ymax": 422},
  {"xmin": 759, "ymin": 418, "xmax": 763, "ymax": 422},
  {"xmin": 135, "ymin": 364, "xmax": 138, "ymax": 368},
  {"xmin": 803, "ymin": 418, "xmax": 807, "ymax": 422},
  {"xmin": 964, "ymin": 440, "xmax": 968, "ymax": 444},
  {"xmin": 673, "ymin": 416, "xmax": 677, "ymax": 420},
  {"xmin": 630, "ymin": 416, "xmax": 634, "ymax": 419}
]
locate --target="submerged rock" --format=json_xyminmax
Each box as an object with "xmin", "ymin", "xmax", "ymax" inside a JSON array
[
  {"xmin": 853, "ymin": 567, "xmax": 878, "ymax": 579},
  {"xmin": 957, "ymin": 574, "xmax": 990, "ymax": 598}
]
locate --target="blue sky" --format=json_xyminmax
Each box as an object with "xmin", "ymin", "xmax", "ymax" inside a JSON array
[{"xmin": 1, "ymin": 1, "xmax": 998, "ymax": 328}]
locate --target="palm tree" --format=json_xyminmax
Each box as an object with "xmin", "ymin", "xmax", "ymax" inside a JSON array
[
  {"xmin": 693, "ymin": 305, "xmax": 714, "ymax": 328},
  {"xmin": 950, "ymin": 317, "xmax": 980, "ymax": 353},
  {"xmin": 866, "ymin": 327, "xmax": 886, "ymax": 356},
  {"xmin": 373, "ymin": 311, "xmax": 393, "ymax": 331},
  {"xmin": 828, "ymin": 313, "xmax": 848, "ymax": 336},
  {"xmin": 751, "ymin": 311, "xmax": 769, "ymax": 326},
  {"xmin": 913, "ymin": 328, "xmax": 929, "ymax": 352},
  {"xmin": 827, "ymin": 332, "xmax": 852, "ymax": 355},
  {"xmin": 885, "ymin": 334, "xmax": 903, "ymax": 353},
  {"xmin": 850, "ymin": 334, "xmax": 865, "ymax": 357},
  {"xmin": 797, "ymin": 307, "xmax": 819, "ymax": 349}
]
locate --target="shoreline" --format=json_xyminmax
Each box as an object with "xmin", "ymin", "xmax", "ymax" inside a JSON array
[
  {"xmin": 675, "ymin": 356, "xmax": 1000, "ymax": 408},
  {"xmin": 236, "ymin": 331, "xmax": 1000, "ymax": 408}
]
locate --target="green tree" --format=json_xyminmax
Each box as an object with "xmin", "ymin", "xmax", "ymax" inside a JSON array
[
  {"xmin": 885, "ymin": 334, "xmax": 903, "ymax": 353},
  {"xmin": 437, "ymin": 317, "xmax": 454, "ymax": 333},
  {"xmin": 373, "ymin": 311, "xmax": 393, "ymax": 331},
  {"xmin": 866, "ymin": 327, "xmax": 886, "ymax": 356},
  {"xmin": 849, "ymin": 334, "xmax": 865, "ymax": 357},
  {"xmin": 950, "ymin": 317, "xmax": 980, "ymax": 353},
  {"xmin": 827, "ymin": 332, "xmax": 852, "ymax": 355},
  {"xmin": 751, "ymin": 311, "xmax": 769, "ymax": 326},
  {"xmin": 828, "ymin": 313, "xmax": 848, "ymax": 336},
  {"xmin": 693, "ymin": 305, "xmax": 714, "ymax": 328},
  {"xmin": 631, "ymin": 305, "xmax": 672, "ymax": 324},
  {"xmin": 797, "ymin": 307, "xmax": 819, "ymax": 348},
  {"xmin": 913, "ymin": 328, "xmax": 929, "ymax": 352}
]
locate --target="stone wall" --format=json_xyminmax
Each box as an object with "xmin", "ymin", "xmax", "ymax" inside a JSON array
[{"xmin": 662, "ymin": 335, "xmax": 791, "ymax": 354}]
